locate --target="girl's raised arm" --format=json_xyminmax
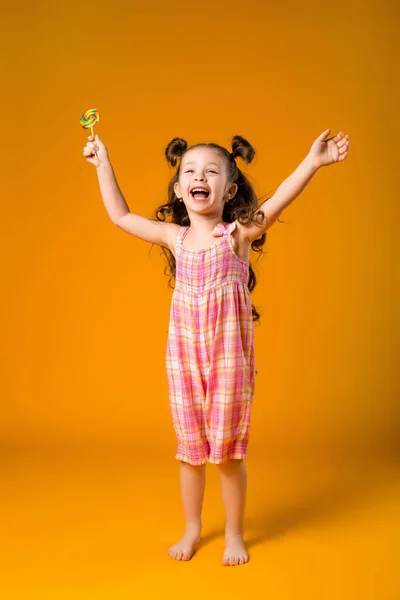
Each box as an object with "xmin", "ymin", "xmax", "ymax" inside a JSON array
[
  {"xmin": 83, "ymin": 134, "xmax": 177, "ymax": 249},
  {"xmin": 240, "ymin": 128, "xmax": 350, "ymax": 243}
]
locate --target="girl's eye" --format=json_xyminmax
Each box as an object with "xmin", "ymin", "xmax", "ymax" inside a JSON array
[{"xmin": 185, "ymin": 170, "xmax": 217, "ymax": 173}]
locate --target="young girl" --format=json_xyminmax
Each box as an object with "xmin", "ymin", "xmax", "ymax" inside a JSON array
[{"xmin": 82, "ymin": 128, "xmax": 350, "ymax": 566}]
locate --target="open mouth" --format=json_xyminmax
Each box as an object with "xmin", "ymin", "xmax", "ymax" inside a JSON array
[{"xmin": 191, "ymin": 189, "xmax": 210, "ymax": 201}]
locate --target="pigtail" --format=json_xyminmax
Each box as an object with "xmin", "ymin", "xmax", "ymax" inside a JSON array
[
  {"xmin": 231, "ymin": 135, "xmax": 256, "ymax": 164},
  {"xmin": 165, "ymin": 137, "xmax": 188, "ymax": 167}
]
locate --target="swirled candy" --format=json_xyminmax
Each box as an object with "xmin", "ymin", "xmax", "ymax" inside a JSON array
[{"xmin": 80, "ymin": 108, "xmax": 99, "ymax": 130}]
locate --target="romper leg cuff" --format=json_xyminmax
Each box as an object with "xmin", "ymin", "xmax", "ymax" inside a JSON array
[
  {"xmin": 175, "ymin": 447, "xmax": 209, "ymax": 466},
  {"xmin": 208, "ymin": 436, "xmax": 249, "ymax": 464}
]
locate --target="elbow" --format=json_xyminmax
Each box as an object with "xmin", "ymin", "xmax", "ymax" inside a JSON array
[{"xmin": 112, "ymin": 212, "xmax": 129, "ymax": 228}]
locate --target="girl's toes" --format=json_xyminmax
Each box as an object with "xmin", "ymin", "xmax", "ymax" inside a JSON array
[{"xmin": 239, "ymin": 556, "xmax": 245, "ymax": 564}]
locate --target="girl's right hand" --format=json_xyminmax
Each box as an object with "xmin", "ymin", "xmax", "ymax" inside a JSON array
[{"xmin": 83, "ymin": 134, "xmax": 109, "ymax": 168}]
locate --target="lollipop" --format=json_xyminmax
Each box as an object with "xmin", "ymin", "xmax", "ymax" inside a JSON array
[{"xmin": 80, "ymin": 108, "xmax": 100, "ymax": 158}]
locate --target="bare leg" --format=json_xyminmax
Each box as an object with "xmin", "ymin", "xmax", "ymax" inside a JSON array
[
  {"xmin": 168, "ymin": 461, "xmax": 206, "ymax": 561},
  {"xmin": 217, "ymin": 458, "xmax": 249, "ymax": 566}
]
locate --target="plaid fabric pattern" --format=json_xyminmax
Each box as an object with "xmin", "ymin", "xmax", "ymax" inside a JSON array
[{"xmin": 166, "ymin": 221, "xmax": 256, "ymax": 465}]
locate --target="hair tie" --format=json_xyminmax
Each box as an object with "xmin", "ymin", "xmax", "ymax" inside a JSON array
[{"xmin": 230, "ymin": 152, "xmax": 236, "ymax": 161}]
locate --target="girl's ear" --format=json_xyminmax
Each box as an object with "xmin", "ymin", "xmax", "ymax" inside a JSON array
[
  {"xmin": 229, "ymin": 183, "xmax": 238, "ymax": 198},
  {"xmin": 174, "ymin": 183, "xmax": 180, "ymax": 198}
]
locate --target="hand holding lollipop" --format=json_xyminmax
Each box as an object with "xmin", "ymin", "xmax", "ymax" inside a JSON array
[{"xmin": 80, "ymin": 108, "xmax": 109, "ymax": 167}]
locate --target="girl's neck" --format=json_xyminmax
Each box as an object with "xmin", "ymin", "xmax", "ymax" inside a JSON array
[{"xmin": 187, "ymin": 215, "xmax": 225, "ymax": 233}]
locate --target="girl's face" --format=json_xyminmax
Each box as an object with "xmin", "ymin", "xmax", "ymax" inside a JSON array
[{"xmin": 174, "ymin": 147, "xmax": 237, "ymax": 215}]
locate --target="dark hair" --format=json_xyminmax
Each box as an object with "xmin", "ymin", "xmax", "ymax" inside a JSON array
[{"xmin": 152, "ymin": 135, "xmax": 277, "ymax": 325}]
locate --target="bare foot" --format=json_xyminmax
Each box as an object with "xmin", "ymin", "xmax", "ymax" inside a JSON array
[
  {"xmin": 222, "ymin": 530, "xmax": 249, "ymax": 566},
  {"xmin": 168, "ymin": 526, "xmax": 201, "ymax": 561}
]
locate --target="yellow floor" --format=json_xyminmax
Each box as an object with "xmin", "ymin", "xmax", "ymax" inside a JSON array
[{"xmin": 1, "ymin": 444, "xmax": 398, "ymax": 599}]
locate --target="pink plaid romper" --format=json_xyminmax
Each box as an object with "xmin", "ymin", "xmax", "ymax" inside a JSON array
[{"xmin": 166, "ymin": 220, "xmax": 256, "ymax": 465}]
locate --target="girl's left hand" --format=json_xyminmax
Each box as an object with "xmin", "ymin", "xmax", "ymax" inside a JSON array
[{"xmin": 309, "ymin": 128, "xmax": 350, "ymax": 168}]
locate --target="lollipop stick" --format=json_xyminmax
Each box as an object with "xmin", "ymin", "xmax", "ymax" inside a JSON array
[{"xmin": 90, "ymin": 125, "xmax": 98, "ymax": 158}]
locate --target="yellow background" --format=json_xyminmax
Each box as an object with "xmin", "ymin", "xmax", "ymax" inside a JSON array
[{"xmin": 1, "ymin": 0, "xmax": 398, "ymax": 598}]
